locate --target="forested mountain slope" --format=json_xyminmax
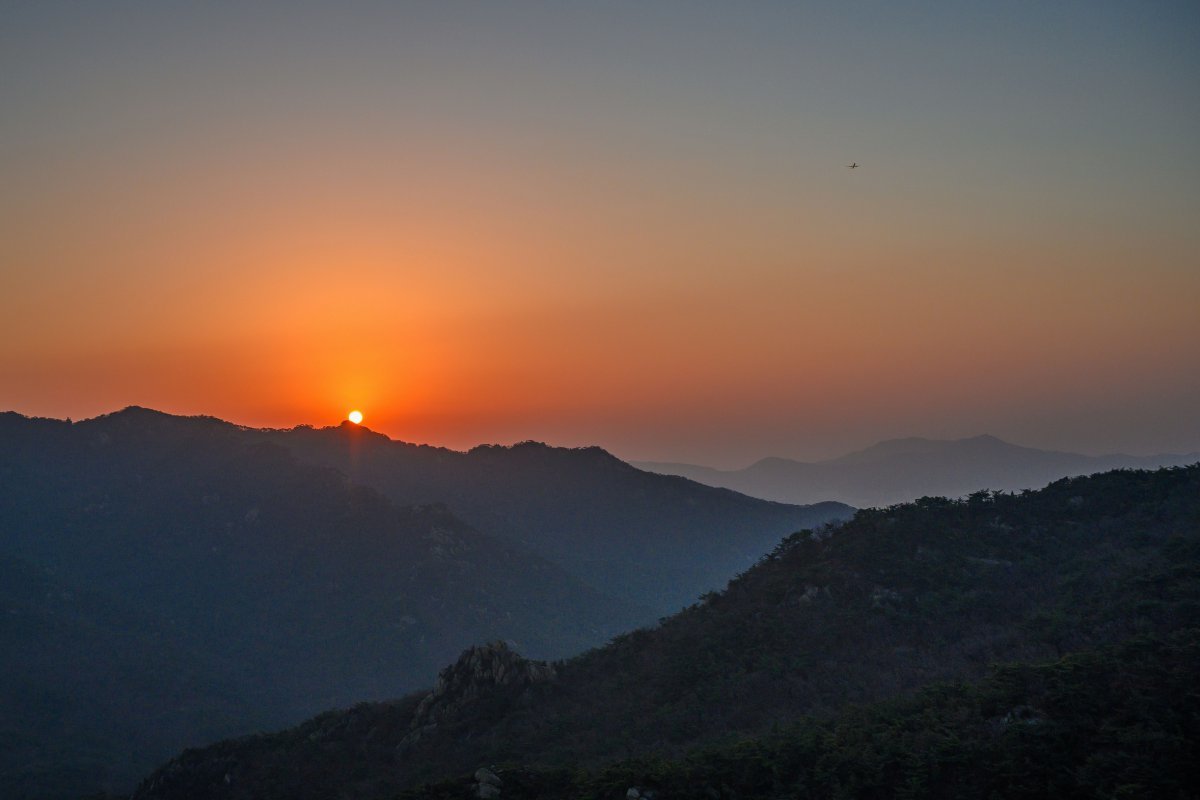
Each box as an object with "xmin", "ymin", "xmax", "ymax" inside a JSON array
[
  {"xmin": 0, "ymin": 410, "xmax": 644, "ymax": 799},
  {"xmin": 403, "ymin": 631, "xmax": 1200, "ymax": 800},
  {"xmin": 132, "ymin": 465, "xmax": 1200, "ymax": 799}
]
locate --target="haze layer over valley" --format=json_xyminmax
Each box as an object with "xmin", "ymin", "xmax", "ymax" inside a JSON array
[{"xmin": 637, "ymin": 434, "xmax": 1200, "ymax": 507}]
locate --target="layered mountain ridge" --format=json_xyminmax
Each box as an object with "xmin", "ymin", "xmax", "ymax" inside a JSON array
[
  {"xmin": 637, "ymin": 433, "xmax": 1200, "ymax": 507},
  {"xmin": 261, "ymin": 419, "xmax": 851, "ymax": 612},
  {"xmin": 1, "ymin": 409, "xmax": 649, "ymax": 798},
  {"xmin": 0, "ymin": 407, "xmax": 847, "ymax": 799},
  {"xmin": 131, "ymin": 464, "xmax": 1200, "ymax": 799}
]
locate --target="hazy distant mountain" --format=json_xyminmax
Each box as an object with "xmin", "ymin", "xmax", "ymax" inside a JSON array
[
  {"xmin": 0, "ymin": 409, "xmax": 646, "ymax": 799},
  {"xmin": 637, "ymin": 434, "xmax": 1200, "ymax": 507},
  {"xmin": 131, "ymin": 465, "xmax": 1200, "ymax": 799},
  {"xmin": 262, "ymin": 422, "xmax": 851, "ymax": 613}
]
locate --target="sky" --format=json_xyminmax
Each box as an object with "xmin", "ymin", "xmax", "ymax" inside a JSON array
[{"xmin": 2, "ymin": 1, "xmax": 1198, "ymax": 466}]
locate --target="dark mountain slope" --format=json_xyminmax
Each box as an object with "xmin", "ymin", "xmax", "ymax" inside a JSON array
[
  {"xmin": 132, "ymin": 465, "xmax": 1200, "ymax": 799},
  {"xmin": 404, "ymin": 630, "xmax": 1200, "ymax": 800},
  {"xmin": 637, "ymin": 434, "xmax": 1200, "ymax": 507},
  {"xmin": 1, "ymin": 409, "xmax": 641, "ymax": 680},
  {"xmin": 0, "ymin": 410, "xmax": 645, "ymax": 799},
  {"xmin": 263, "ymin": 422, "xmax": 852, "ymax": 613},
  {"xmin": 0, "ymin": 554, "xmax": 259, "ymax": 800}
]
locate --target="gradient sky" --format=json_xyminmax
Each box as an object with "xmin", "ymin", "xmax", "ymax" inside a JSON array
[{"xmin": 3, "ymin": 1, "xmax": 1198, "ymax": 466}]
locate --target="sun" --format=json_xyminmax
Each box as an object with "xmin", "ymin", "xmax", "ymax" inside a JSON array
[{"xmin": 347, "ymin": 410, "xmax": 364, "ymax": 425}]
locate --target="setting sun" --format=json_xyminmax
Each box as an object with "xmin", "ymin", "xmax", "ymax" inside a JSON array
[{"xmin": 347, "ymin": 410, "xmax": 363, "ymax": 425}]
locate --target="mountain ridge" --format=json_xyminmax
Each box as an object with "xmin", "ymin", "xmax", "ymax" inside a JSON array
[
  {"xmin": 637, "ymin": 433, "xmax": 1200, "ymax": 507},
  {"xmin": 252, "ymin": 414, "xmax": 851, "ymax": 613},
  {"xmin": 130, "ymin": 464, "xmax": 1200, "ymax": 799},
  {"xmin": 0, "ymin": 409, "xmax": 652, "ymax": 799},
  {"xmin": 0, "ymin": 407, "xmax": 848, "ymax": 799}
]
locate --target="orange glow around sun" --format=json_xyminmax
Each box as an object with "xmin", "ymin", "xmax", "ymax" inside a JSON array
[{"xmin": 348, "ymin": 410, "xmax": 363, "ymax": 424}]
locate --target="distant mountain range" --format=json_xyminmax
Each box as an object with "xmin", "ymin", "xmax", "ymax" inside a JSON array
[
  {"xmin": 0, "ymin": 407, "xmax": 847, "ymax": 799},
  {"xmin": 636, "ymin": 434, "xmax": 1200, "ymax": 507},
  {"xmin": 130, "ymin": 465, "xmax": 1200, "ymax": 799}
]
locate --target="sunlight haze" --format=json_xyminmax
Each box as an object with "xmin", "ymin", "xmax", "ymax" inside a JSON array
[{"xmin": 3, "ymin": 1, "xmax": 1198, "ymax": 465}]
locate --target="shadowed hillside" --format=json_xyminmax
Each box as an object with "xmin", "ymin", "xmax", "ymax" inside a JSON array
[
  {"xmin": 265, "ymin": 423, "xmax": 851, "ymax": 613},
  {"xmin": 131, "ymin": 464, "xmax": 1200, "ymax": 799},
  {"xmin": 0, "ymin": 410, "xmax": 647, "ymax": 799},
  {"xmin": 0, "ymin": 552, "xmax": 261, "ymax": 800},
  {"xmin": 400, "ymin": 631, "xmax": 1200, "ymax": 800}
]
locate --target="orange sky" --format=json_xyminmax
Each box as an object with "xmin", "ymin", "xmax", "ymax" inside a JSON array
[{"xmin": 3, "ymin": 3, "xmax": 1198, "ymax": 465}]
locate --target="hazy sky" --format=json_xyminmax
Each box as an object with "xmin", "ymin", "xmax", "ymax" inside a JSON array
[{"xmin": 3, "ymin": 1, "xmax": 1198, "ymax": 465}]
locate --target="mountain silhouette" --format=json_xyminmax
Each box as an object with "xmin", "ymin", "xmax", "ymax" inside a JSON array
[
  {"xmin": 0, "ymin": 409, "xmax": 643, "ymax": 798},
  {"xmin": 0, "ymin": 407, "xmax": 848, "ymax": 799},
  {"xmin": 260, "ymin": 419, "xmax": 851, "ymax": 613}
]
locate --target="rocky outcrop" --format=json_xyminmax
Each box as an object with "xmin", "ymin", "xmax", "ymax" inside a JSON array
[
  {"xmin": 626, "ymin": 787, "xmax": 659, "ymax": 800},
  {"xmin": 401, "ymin": 642, "xmax": 556, "ymax": 747},
  {"xmin": 474, "ymin": 767, "xmax": 503, "ymax": 798}
]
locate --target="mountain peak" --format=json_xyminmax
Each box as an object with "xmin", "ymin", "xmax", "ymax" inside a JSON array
[
  {"xmin": 107, "ymin": 405, "xmax": 172, "ymax": 420},
  {"xmin": 328, "ymin": 419, "xmax": 393, "ymax": 441},
  {"xmin": 404, "ymin": 642, "xmax": 556, "ymax": 744},
  {"xmin": 467, "ymin": 440, "xmax": 623, "ymax": 466},
  {"xmin": 833, "ymin": 434, "xmax": 1025, "ymax": 464},
  {"xmin": 81, "ymin": 406, "xmax": 237, "ymax": 436}
]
